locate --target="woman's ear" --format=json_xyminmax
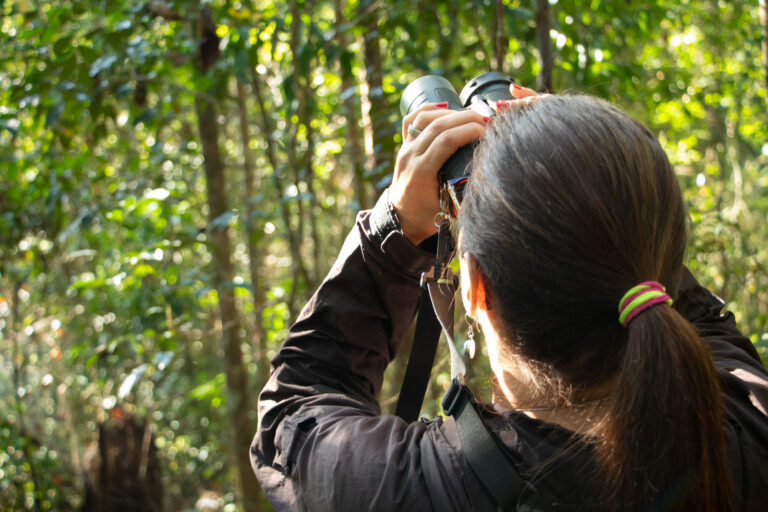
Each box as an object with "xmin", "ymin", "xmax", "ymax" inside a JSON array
[{"xmin": 459, "ymin": 253, "xmax": 488, "ymax": 318}]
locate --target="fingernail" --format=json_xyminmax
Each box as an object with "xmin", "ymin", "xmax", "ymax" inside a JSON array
[
  {"xmin": 495, "ymin": 100, "xmax": 511, "ymax": 110},
  {"xmin": 434, "ymin": 101, "xmax": 449, "ymax": 107},
  {"xmin": 512, "ymin": 84, "xmax": 522, "ymax": 91},
  {"xmin": 483, "ymin": 116, "xmax": 492, "ymax": 123}
]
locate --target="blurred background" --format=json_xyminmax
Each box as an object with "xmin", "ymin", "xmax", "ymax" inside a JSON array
[{"xmin": 1, "ymin": 0, "xmax": 766, "ymax": 510}]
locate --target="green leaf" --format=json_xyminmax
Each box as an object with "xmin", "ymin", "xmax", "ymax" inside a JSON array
[
  {"xmin": 71, "ymin": 276, "xmax": 107, "ymax": 290},
  {"xmin": 133, "ymin": 264, "xmax": 155, "ymax": 277},
  {"xmin": 189, "ymin": 373, "xmax": 226, "ymax": 400},
  {"xmin": 85, "ymin": 353, "xmax": 99, "ymax": 369}
]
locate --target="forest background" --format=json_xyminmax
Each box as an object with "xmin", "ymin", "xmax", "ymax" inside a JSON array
[{"xmin": 1, "ymin": 0, "xmax": 767, "ymax": 510}]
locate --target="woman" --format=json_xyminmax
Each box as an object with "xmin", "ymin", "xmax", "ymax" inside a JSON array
[{"xmin": 250, "ymin": 87, "xmax": 768, "ymax": 511}]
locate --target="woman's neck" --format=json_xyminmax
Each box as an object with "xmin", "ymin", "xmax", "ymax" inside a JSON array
[
  {"xmin": 518, "ymin": 399, "xmax": 609, "ymax": 433},
  {"xmin": 481, "ymin": 315, "xmax": 612, "ymax": 433},
  {"xmin": 492, "ymin": 362, "xmax": 612, "ymax": 434}
]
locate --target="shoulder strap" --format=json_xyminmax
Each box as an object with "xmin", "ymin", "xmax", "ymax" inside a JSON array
[
  {"xmin": 444, "ymin": 380, "xmax": 577, "ymax": 511},
  {"xmin": 394, "ymin": 287, "xmax": 443, "ymax": 422},
  {"xmin": 442, "ymin": 378, "xmax": 528, "ymax": 510},
  {"xmin": 396, "ymin": 218, "xmax": 461, "ymax": 422}
]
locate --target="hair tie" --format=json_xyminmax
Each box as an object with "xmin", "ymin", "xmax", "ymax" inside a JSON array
[{"xmin": 618, "ymin": 281, "xmax": 673, "ymax": 327}]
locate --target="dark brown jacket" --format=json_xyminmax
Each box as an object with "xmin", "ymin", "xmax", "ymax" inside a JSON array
[{"xmin": 251, "ymin": 192, "xmax": 768, "ymax": 511}]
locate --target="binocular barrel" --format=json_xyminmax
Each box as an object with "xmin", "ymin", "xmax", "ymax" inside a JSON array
[
  {"xmin": 399, "ymin": 72, "xmax": 516, "ymax": 183},
  {"xmin": 400, "ymin": 72, "xmax": 516, "ymax": 116}
]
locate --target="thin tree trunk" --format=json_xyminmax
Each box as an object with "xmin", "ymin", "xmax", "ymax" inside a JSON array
[
  {"xmin": 235, "ymin": 80, "xmax": 269, "ymax": 393},
  {"xmin": 286, "ymin": 0, "xmax": 308, "ymax": 286},
  {"xmin": 761, "ymin": 0, "xmax": 768, "ymax": 103},
  {"xmin": 195, "ymin": 94, "xmax": 262, "ymax": 512},
  {"xmin": 248, "ymin": 63, "xmax": 311, "ymax": 318},
  {"xmin": 8, "ymin": 279, "xmax": 43, "ymax": 511},
  {"xmin": 535, "ymin": 0, "xmax": 553, "ymax": 92},
  {"xmin": 494, "ymin": 0, "xmax": 506, "ymax": 72},
  {"xmin": 703, "ymin": 91, "xmax": 734, "ymax": 297},
  {"xmin": 288, "ymin": 0, "xmax": 321, "ymax": 286},
  {"xmin": 359, "ymin": 0, "xmax": 396, "ymax": 190},
  {"xmin": 302, "ymin": 120, "xmax": 321, "ymax": 283},
  {"xmin": 335, "ymin": 0, "xmax": 369, "ymax": 210}
]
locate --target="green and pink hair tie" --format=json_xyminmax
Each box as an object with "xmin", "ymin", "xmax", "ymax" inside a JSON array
[{"xmin": 618, "ymin": 281, "xmax": 673, "ymax": 327}]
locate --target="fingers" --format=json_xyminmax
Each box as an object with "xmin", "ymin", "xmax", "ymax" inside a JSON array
[
  {"xmin": 494, "ymin": 84, "xmax": 541, "ymax": 113},
  {"xmin": 403, "ymin": 108, "xmax": 454, "ymax": 142},
  {"xmin": 409, "ymin": 108, "xmax": 487, "ymax": 154},
  {"xmin": 401, "ymin": 101, "xmax": 449, "ymax": 140},
  {"xmin": 419, "ymin": 121, "xmax": 486, "ymax": 173},
  {"xmin": 510, "ymin": 83, "xmax": 538, "ymax": 99}
]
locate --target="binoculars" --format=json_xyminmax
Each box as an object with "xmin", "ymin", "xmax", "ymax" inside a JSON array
[{"xmin": 400, "ymin": 72, "xmax": 516, "ymax": 184}]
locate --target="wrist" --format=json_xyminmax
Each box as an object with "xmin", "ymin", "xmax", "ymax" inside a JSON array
[
  {"xmin": 364, "ymin": 190, "xmax": 434, "ymax": 275},
  {"xmin": 389, "ymin": 200, "xmax": 438, "ymax": 246}
]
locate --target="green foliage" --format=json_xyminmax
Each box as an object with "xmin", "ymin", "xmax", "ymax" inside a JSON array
[{"xmin": 1, "ymin": 0, "xmax": 766, "ymax": 510}]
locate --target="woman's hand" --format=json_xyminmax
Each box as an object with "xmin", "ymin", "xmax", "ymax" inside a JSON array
[{"xmin": 390, "ymin": 104, "xmax": 488, "ymax": 245}]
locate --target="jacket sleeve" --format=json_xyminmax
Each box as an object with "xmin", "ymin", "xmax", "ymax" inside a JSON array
[{"xmin": 250, "ymin": 191, "xmax": 457, "ymax": 511}]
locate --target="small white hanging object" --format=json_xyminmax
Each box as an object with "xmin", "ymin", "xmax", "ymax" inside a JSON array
[
  {"xmin": 463, "ymin": 318, "xmax": 476, "ymax": 360},
  {"xmin": 463, "ymin": 338, "xmax": 476, "ymax": 360}
]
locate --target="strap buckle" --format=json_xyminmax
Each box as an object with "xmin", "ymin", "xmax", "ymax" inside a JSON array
[{"xmin": 441, "ymin": 377, "xmax": 466, "ymax": 416}]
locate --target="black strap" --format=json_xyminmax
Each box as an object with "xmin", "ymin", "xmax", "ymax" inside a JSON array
[
  {"xmin": 395, "ymin": 217, "xmax": 454, "ymax": 422},
  {"xmin": 442, "ymin": 378, "xmax": 527, "ymax": 510},
  {"xmin": 394, "ymin": 287, "xmax": 442, "ymax": 422}
]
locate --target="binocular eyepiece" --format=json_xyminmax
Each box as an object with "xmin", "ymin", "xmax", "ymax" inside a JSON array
[{"xmin": 400, "ymin": 72, "xmax": 516, "ymax": 183}]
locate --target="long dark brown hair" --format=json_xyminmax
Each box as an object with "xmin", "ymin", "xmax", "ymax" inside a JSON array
[{"xmin": 459, "ymin": 95, "xmax": 735, "ymax": 511}]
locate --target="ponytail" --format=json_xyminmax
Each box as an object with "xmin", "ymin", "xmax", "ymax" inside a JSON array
[{"xmin": 598, "ymin": 305, "xmax": 735, "ymax": 511}]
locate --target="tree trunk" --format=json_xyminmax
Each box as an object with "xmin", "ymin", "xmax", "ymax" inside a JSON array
[
  {"xmin": 195, "ymin": 94, "xmax": 262, "ymax": 512},
  {"xmin": 286, "ymin": 0, "xmax": 308, "ymax": 288},
  {"xmin": 81, "ymin": 412, "xmax": 162, "ymax": 512},
  {"xmin": 288, "ymin": 0, "xmax": 322, "ymax": 285},
  {"xmin": 334, "ymin": 0, "xmax": 369, "ymax": 210},
  {"xmin": 235, "ymin": 80, "xmax": 270, "ymax": 394},
  {"xmin": 359, "ymin": 0, "xmax": 395, "ymax": 190},
  {"xmin": 494, "ymin": 0, "xmax": 506, "ymax": 72},
  {"xmin": 248, "ymin": 63, "xmax": 311, "ymax": 319},
  {"xmin": 761, "ymin": 0, "xmax": 768, "ymax": 102},
  {"xmin": 302, "ymin": 121, "xmax": 321, "ymax": 283},
  {"xmin": 8, "ymin": 278, "xmax": 43, "ymax": 511},
  {"xmin": 535, "ymin": 0, "xmax": 553, "ymax": 92}
]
